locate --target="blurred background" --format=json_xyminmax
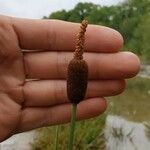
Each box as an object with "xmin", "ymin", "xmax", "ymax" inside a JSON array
[{"xmin": 0, "ymin": 0, "xmax": 150, "ymax": 150}]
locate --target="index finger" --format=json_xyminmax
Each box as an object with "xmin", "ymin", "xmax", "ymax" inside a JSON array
[{"xmin": 12, "ymin": 18, "xmax": 123, "ymax": 52}]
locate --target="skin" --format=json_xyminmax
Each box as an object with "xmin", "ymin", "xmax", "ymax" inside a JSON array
[{"xmin": 0, "ymin": 15, "xmax": 140, "ymax": 142}]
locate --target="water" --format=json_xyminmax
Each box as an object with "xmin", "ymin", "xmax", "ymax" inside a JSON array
[
  {"xmin": 0, "ymin": 131, "xmax": 35, "ymax": 150},
  {"xmin": 105, "ymin": 115, "xmax": 150, "ymax": 150},
  {"xmin": 139, "ymin": 65, "xmax": 150, "ymax": 78}
]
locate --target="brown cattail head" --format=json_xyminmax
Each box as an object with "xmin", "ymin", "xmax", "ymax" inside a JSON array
[{"xmin": 67, "ymin": 19, "xmax": 88, "ymax": 104}]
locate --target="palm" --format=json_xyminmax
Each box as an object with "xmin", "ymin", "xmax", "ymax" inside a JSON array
[
  {"xmin": 0, "ymin": 17, "xmax": 25, "ymax": 141},
  {"xmin": 0, "ymin": 15, "xmax": 140, "ymax": 142}
]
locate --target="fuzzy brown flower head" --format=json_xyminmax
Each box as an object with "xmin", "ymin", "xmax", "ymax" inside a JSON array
[{"xmin": 67, "ymin": 19, "xmax": 88, "ymax": 104}]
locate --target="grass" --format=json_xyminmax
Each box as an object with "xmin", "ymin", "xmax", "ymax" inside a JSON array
[
  {"xmin": 108, "ymin": 77, "xmax": 150, "ymax": 122},
  {"xmin": 32, "ymin": 77, "xmax": 150, "ymax": 149},
  {"xmin": 32, "ymin": 114, "xmax": 106, "ymax": 150}
]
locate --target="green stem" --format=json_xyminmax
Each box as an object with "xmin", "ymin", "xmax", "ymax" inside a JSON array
[
  {"xmin": 69, "ymin": 103, "xmax": 77, "ymax": 150},
  {"xmin": 54, "ymin": 125, "xmax": 60, "ymax": 150}
]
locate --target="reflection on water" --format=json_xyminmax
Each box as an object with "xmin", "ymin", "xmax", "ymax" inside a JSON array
[{"xmin": 105, "ymin": 115, "xmax": 150, "ymax": 150}]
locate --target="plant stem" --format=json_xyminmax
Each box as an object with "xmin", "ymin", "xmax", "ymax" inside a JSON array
[
  {"xmin": 54, "ymin": 125, "xmax": 60, "ymax": 150},
  {"xmin": 69, "ymin": 103, "xmax": 77, "ymax": 150}
]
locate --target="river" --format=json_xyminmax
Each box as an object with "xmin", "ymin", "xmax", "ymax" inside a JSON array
[{"xmin": 105, "ymin": 115, "xmax": 150, "ymax": 150}]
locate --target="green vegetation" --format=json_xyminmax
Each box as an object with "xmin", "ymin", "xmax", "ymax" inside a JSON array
[
  {"xmin": 108, "ymin": 77, "xmax": 150, "ymax": 122},
  {"xmin": 32, "ymin": 77, "xmax": 150, "ymax": 149},
  {"xmin": 32, "ymin": 114, "xmax": 106, "ymax": 150},
  {"xmin": 44, "ymin": 0, "xmax": 150, "ymax": 63},
  {"xmin": 32, "ymin": 0, "xmax": 150, "ymax": 149}
]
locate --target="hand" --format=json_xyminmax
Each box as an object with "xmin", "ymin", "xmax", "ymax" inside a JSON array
[{"xmin": 0, "ymin": 15, "xmax": 140, "ymax": 142}]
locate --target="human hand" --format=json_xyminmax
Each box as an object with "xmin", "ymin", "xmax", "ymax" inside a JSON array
[{"xmin": 0, "ymin": 15, "xmax": 140, "ymax": 142}]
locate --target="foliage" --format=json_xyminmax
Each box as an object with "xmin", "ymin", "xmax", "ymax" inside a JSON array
[
  {"xmin": 44, "ymin": 0, "xmax": 150, "ymax": 63},
  {"xmin": 32, "ymin": 1, "xmax": 150, "ymax": 149},
  {"xmin": 108, "ymin": 77, "xmax": 150, "ymax": 122},
  {"xmin": 32, "ymin": 114, "xmax": 106, "ymax": 150},
  {"xmin": 32, "ymin": 77, "xmax": 150, "ymax": 149}
]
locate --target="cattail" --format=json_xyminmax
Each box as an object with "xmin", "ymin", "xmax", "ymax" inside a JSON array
[
  {"xmin": 67, "ymin": 19, "xmax": 88, "ymax": 104},
  {"xmin": 67, "ymin": 19, "xmax": 88, "ymax": 150}
]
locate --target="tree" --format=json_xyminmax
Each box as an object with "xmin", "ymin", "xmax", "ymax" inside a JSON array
[
  {"xmin": 47, "ymin": 10, "xmax": 69, "ymax": 21},
  {"xmin": 45, "ymin": 1, "xmax": 150, "ymax": 63}
]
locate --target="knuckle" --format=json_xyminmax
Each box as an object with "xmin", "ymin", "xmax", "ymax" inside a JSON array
[
  {"xmin": 23, "ymin": 54, "xmax": 30, "ymax": 78},
  {"xmin": 115, "ymin": 80, "xmax": 126, "ymax": 94},
  {"xmin": 46, "ymin": 21, "xmax": 57, "ymax": 50},
  {"xmin": 57, "ymin": 52, "xmax": 70, "ymax": 78}
]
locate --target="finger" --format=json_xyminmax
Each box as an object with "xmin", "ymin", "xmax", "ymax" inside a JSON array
[
  {"xmin": 17, "ymin": 98, "xmax": 107, "ymax": 132},
  {"xmin": 12, "ymin": 18, "xmax": 123, "ymax": 52},
  {"xmin": 23, "ymin": 79, "xmax": 125, "ymax": 107},
  {"xmin": 24, "ymin": 51, "xmax": 140, "ymax": 79}
]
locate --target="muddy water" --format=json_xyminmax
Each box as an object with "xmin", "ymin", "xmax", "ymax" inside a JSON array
[{"xmin": 105, "ymin": 115, "xmax": 150, "ymax": 150}]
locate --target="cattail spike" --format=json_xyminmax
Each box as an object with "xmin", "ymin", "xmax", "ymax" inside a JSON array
[
  {"xmin": 74, "ymin": 19, "xmax": 88, "ymax": 60},
  {"xmin": 67, "ymin": 19, "xmax": 88, "ymax": 104}
]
